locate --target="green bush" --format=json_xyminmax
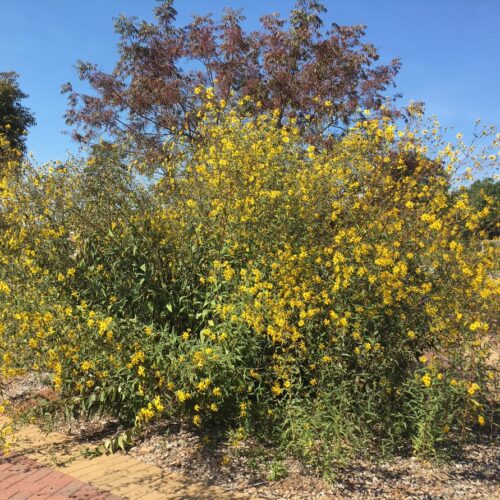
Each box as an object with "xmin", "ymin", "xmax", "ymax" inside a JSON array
[{"xmin": 0, "ymin": 100, "xmax": 498, "ymax": 470}]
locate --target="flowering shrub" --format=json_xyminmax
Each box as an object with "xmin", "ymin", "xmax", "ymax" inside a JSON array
[{"xmin": 0, "ymin": 95, "xmax": 498, "ymax": 468}]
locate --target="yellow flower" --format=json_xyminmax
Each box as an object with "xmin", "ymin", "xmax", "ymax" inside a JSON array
[
  {"xmin": 196, "ymin": 378, "xmax": 211, "ymax": 392},
  {"xmin": 176, "ymin": 390, "xmax": 191, "ymax": 402},
  {"xmin": 153, "ymin": 396, "xmax": 164, "ymax": 412},
  {"xmin": 81, "ymin": 360, "xmax": 92, "ymax": 371},
  {"xmin": 205, "ymin": 87, "xmax": 214, "ymax": 99},
  {"xmin": 138, "ymin": 406, "xmax": 155, "ymax": 422},
  {"xmin": 469, "ymin": 321, "xmax": 481, "ymax": 331},
  {"xmin": 272, "ymin": 384, "xmax": 283, "ymax": 395},
  {"xmin": 240, "ymin": 402, "xmax": 247, "ymax": 417},
  {"xmin": 478, "ymin": 415, "xmax": 485, "ymax": 426},
  {"xmin": 193, "ymin": 415, "xmax": 201, "ymax": 426},
  {"xmin": 98, "ymin": 317, "xmax": 113, "ymax": 336},
  {"xmin": 421, "ymin": 374, "xmax": 431, "ymax": 387},
  {"xmin": 467, "ymin": 383, "xmax": 480, "ymax": 396}
]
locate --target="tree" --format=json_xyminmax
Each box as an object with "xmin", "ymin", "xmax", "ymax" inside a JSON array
[
  {"xmin": 0, "ymin": 72, "xmax": 35, "ymax": 155},
  {"xmin": 461, "ymin": 177, "xmax": 499, "ymax": 239},
  {"xmin": 62, "ymin": 0, "xmax": 400, "ymax": 168}
]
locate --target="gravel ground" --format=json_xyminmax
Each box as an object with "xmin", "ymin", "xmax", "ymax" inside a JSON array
[
  {"xmin": 4, "ymin": 373, "xmax": 499, "ymax": 499},
  {"xmin": 125, "ymin": 423, "xmax": 499, "ymax": 499}
]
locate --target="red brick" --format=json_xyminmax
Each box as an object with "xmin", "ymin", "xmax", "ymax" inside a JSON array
[
  {"xmin": 0, "ymin": 459, "xmax": 41, "ymax": 478},
  {"xmin": 49, "ymin": 479, "xmax": 86, "ymax": 497},
  {"xmin": 0, "ymin": 463, "xmax": 15, "ymax": 474},
  {"xmin": 0, "ymin": 454, "xmax": 121, "ymax": 500},
  {"xmin": 29, "ymin": 496, "xmax": 69, "ymax": 500},
  {"xmin": 0, "ymin": 470, "xmax": 33, "ymax": 491},
  {"xmin": 4, "ymin": 471, "xmax": 68, "ymax": 497},
  {"xmin": 34, "ymin": 473, "xmax": 80, "ymax": 496},
  {"xmin": 32, "ymin": 496, "xmax": 77, "ymax": 500},
  {"xmin": 4, "ymin": 469, "xmax": 57, "ymax": 496}
]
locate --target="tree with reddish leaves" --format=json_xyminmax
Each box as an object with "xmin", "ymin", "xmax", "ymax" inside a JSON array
[{"xmin": 63, "ymin": 0, "xmax": 400, "ymax": 167}]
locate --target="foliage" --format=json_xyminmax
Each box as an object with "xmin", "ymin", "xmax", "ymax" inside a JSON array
[
  {"xmin": 62, "ymin": 0, "xmax": 400, "ymax": 167},
  {"xmin": 0, "ymin": 96, "xmax": 498, "ymax": 472},
  {"xmin": 455, "ymin": 177, "xmax": 499, "ymax": 239},
  {"xmin": 0, "ymin": 72, "xmax": 35, "ymax": 156}
]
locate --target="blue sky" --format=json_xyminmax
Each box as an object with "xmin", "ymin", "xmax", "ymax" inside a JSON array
[{"xmin": 1, "ymin": 0, "xmax": 499, "ymax": 163}]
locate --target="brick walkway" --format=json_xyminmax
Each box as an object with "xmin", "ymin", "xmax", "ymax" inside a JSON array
[
  {"xmin": 0, "ymin": 453, "xmax": 120, "ymax": 499},
  {"xmin": 0, "ymin": 420, "xmax": 244, "ymax": 499}
]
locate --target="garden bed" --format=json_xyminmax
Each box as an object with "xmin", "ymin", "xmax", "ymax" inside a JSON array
[{"xmin": 4, "ymin": 373, "xmax": 499, "ymax": 499}]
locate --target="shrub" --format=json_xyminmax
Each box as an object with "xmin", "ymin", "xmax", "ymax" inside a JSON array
[{"xmin": 0, "ymin": 97, "xmax": 498, "ymax": 470}]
